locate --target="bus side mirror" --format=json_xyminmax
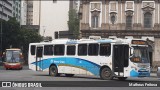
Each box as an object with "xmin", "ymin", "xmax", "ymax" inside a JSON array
[{"xmin": 157, "ymin": 67, "xmax": 160, "ymax": 78}]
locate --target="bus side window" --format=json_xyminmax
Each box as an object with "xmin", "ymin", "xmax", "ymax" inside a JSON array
[
  {"xmin": 36, "ymin": 47, "xmax": 43, "ymax": 57},
  {"xmin": 78, "ymin": 44, "xmax": 87, "ymax": 56},
  {"xmin": 88, "ymin": 44, "xmax": 99, "ymax": 56},
  {"xmin": 44, "ymin": 45, "xmax": 54, "ymax": 55},
  {"xmin": 100, "ymin": 43, "xmax": 111, "ymax": 56},
  {"xmin": 31, "ymin": 45, "xmax": 36, "ymax": 55},
  {"xmin": 54, "ymin": 45, "xmax": 65, "ymax": 55},
  {"xmin": 67, "ymin": 45, "xmax": 75, "ymax": 55}
]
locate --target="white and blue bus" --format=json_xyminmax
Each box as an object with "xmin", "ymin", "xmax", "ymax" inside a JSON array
[{"xmin": 28, "ymin": 37, "xmax": 150, "ymax": 80}]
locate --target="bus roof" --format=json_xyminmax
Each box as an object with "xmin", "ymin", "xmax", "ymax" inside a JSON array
[{"xmin": 29, "ymin": 38, "xmax": 147, "ymax": 46}]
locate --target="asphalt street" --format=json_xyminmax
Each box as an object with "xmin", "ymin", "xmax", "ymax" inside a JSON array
[
  {"xmin": 0, "ymin": 65, "xmax": 159, "ymax": 81},
  {"xmin": 0, "ymin": 65, "xmax": 159, "ymax": 90}
]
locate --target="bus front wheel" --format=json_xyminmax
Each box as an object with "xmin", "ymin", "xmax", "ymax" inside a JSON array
[
  {"xmin": 100, "ymin": 67, "xmax": 113, "ymax": 80},
  {"xmin": 49, "ymin": 65, "xmax": 58, "ymax": 77}
]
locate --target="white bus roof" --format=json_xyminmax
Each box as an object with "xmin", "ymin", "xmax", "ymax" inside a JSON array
[{"xmin": 29, "ymin": 38, "xmax": 147, "ymax": 45}]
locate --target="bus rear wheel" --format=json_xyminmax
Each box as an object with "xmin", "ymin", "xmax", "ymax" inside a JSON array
[
  {"xmin": 49, "ymin": 65, "xmax": 58, "ymax": 77},
  {"xmin": 118, "ymin": 77, "xmax": 127, "ymax": 81},
  {"xmin": 100, "ymin": 67, "xmax": 113, "ymax": 80},
  {"xmin": 65, "ymin": 74, "xmax": 74, "ymax": 77}
]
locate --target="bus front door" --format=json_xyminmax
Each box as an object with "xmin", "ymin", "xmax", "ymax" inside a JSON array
[
  {"xmin": 36, "ymin": 46, "xmax": 43, "ymax": 71},
  {"xmin": 113, "ymin": 45, "xmax": 129, "ymax": 76}
]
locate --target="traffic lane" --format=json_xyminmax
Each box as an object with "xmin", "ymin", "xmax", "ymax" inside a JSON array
[
  {"xmin": 0, "ymin": 70, "xmax": 103, "ymax": 81},
  {"xmin": 0, "ymin": 65, "xmax": 159, "ymax": 81},
  {"xmin": 0, "ymin": 69, "xmax": 159, "ymax": 81}
]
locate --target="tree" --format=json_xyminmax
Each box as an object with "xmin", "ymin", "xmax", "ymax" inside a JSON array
[
  {"xmin": 1, "ymin": 17, "xmax": 20, "ymax": 50},
  {"xmin": 19, "ymin": 28, "xmax": 43, "ymax": 61},
  {"xmin": 68, "ymin": 9, "xmax": 80, "ymax": 39}
]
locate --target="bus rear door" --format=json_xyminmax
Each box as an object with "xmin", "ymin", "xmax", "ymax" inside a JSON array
[
  {"xmin": 36, "ymin": 46, "xmax": 43, "ymax": 71},
  {"xmin": 113, "ymin": 44, "xmax": 129, "ymax": 77}
]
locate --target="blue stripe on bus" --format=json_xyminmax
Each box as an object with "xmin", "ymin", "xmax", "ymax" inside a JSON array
[
  {"xmin": 31, "ymin": 57, "xmax": 101, "ymax": 76},
  {"xmin": 130, "ymin": 69, "xmax": 150, "ymax": 77},
  {"xmin": 130, "ymin": 70, "xmax": 139, "ymax": 77}
]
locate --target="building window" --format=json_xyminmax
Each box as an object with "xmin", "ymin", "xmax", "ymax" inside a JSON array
[
  {"xmin": 126, "ymin": 16, "xmax": 132, "ymax": 30},
  {"xmin": 91, "ymin": 11, "xmax": 100, "ymax": 28},
  {"xmin": 144, "ymin": 12, "xmax": 152, "ymax": 29},
  {"xmin": 111, "ymin": 15, "xmax": 116, "ymax": 24},
  {"xmin": 110, "ymin": 12, "xmax": 117, "ymax": 24}
]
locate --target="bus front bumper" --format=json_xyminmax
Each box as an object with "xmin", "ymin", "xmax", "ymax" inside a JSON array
[
  {"xmin": 4, "ymin": 63, "xmax": 22, "ymax": 69},
  {"xmin": 130, "ymin": 70, "xmax": 150, "ymax": 77}
]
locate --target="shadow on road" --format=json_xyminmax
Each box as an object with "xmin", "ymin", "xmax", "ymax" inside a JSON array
[
  {"xmin": 32, "ymin": 74, "xmax": 157, "ymax": 82},
  {"xmin": 66, "ymin": 76, "xmax": 100, "ymax": 80},
  {"xmin": 34, "ymin": 74, "xmax": 101, "ymax": 80}
]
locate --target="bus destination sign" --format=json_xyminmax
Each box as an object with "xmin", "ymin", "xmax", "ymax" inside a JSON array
[{"xmin": 131, "ymin": 40, "xmax": 147, "ymax": 45}]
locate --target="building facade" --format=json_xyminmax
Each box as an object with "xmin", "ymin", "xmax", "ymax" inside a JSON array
[
  {"xmin": 70, "ymin": 0, "xmax": 80, "ymax": 12},
  {"xmin": 21, "ymin": 0, "xmax": 27, "ymax": 25},
  {"xmin": 0, "ymin": 0, "xmax": 13, "ymax": 21},
  {"xmin": 26, "ymin": 0, "xmax": 40, "ymax": 25},
  {"xmin": 12, "ymin": 0, "xmax": 21, "ymax": 22},
  {"xmin": 0, "ymin": 0, "xmax": 21, "ymax": 22},
  {"xmin": 79, "ymin": 0, "xmax": 160, "ymax": 67}
]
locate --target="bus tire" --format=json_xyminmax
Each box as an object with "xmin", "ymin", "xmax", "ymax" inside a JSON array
[
  {"xmin": 65, "ymin": 74, "xmax": 74, "ymax": 77},
  {"xmin": 100, "ymin": 67, "xmax": 113, "ymax": 80},
  {"xmin": 49, "ymin": 65, "xmax": 58, "ymax": 77},
  {"xmin": 118, "ymin": 77, "xmax": 127, "ymax": 81}
]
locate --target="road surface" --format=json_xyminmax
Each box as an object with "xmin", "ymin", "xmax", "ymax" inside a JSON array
[{"xmin": 0, "ymin": 65, "xmax": 159, "ymax": 90}]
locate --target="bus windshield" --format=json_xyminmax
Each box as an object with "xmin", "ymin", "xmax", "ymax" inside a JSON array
[
  {"xmin": 132, "ymin": 46, "xmax": 150, "ymax": 63},
  {"xmin": 5, "ymin": 50, "xmax": 21, "ymax": 63}
]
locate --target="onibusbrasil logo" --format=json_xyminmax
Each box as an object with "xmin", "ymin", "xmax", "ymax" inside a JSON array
[{"xmin": 2, "ymin": 82, "xmax": 42, "ymax": 87}]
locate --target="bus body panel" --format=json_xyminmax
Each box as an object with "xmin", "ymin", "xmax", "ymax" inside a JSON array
[
  {"xmin": 28, "ymin": 38, "xmax": 150, "ymax": 79},
  {"xmin": 30, "ymin": 56, "xmax": 112, "ymax": 76}
]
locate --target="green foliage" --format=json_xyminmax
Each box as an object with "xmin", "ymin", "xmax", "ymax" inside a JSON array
[{"xmin": 68, "ymin": 9, "xmax": 80, "ymax": 39}]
